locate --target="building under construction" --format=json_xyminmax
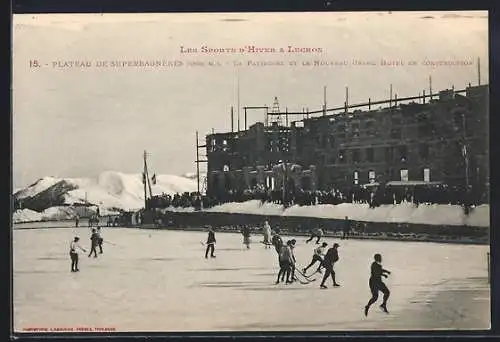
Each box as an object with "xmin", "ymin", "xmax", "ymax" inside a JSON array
[{"xmin": 201, "ymin": 82, "xmax": 489, "ymax": 204}]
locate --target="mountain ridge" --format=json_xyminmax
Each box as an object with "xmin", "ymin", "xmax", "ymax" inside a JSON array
[{"xmin": 14, "ymin": 170, "xmax": 199, "ymax": 213}]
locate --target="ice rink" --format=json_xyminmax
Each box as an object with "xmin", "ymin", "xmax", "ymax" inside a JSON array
[{"xmin": 13, "ymin": 225, "xmax": 490, "ymax": 332}]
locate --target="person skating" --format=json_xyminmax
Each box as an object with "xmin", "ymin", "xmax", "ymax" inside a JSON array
[
  {"xmin": 342, "ymin": 216, "xmax": 350, "ymax": 240},
  {"xmin": 364, "ymin": 253, "xmax": 391, "ymax": 316},
  {"xmin": 262, "ymin": 220, "xmax": 272, "ymax": 248},
  {"xmin": 75, "ymin": 214, "xmax": 80, "ymax": 227},
  {"xmin": 271, "ymin": 230, "xmax": 283, "ymax": 253},
  {"xmin": 88, "ymin": 228, "xmax": 99, "ymax": 258},
  {"xmin": 320, "ymin": 243, "xmax": 341, "ymax": 289},
  {"xmin": 303, "ymin": 242, "xmax": 328, "ymax": 275},
  {"xmin": 205, "ymin": 227, "xmax": 216, "ymax": 258},
  {"xmin": 271, "ymin": 230, "xmax": 284, "ymax": 264},
  {"xmin": 276, "ymin": 240, "xmax": 293, "ymax": 284},
  {"xmin": 69, "ymin": 236, "xmax": 86, "ymax": 272},
  {"xmin": 288, "ymin": 239, "xmax": 297, "ymax": 282},
  {"xmin": 306, "ymin": 226, "xmax": 324, "ymax": 244},
  {"xmin": 242, "ymin": 226, "xmax": 251, "ymax": 249},
  {"xmin": 96, "ymin": 227, "xmax": 104, "ymax": 254}
]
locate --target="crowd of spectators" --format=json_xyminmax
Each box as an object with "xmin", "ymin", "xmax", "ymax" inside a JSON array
[{"xmin": 146, "ymin": 182, "xmax": 486, "ymax": 215}]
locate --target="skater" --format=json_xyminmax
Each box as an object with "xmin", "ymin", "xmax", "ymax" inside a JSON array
[
  {"xmin": 69, "ymin": 236, "xmax": 86, "ymax": 272},
  {"xmin": 364, "ymin": 253, "xmax": 391, "ymax": 316},
  {"xmin": 74, "ymin": 214, "xmax": 79, "ymax": 227},
  {"xmin": 276, "ymin": 240, "xmax": 293, "ymax": 284},
  {"xmin": 96, "ymin": 227, "xmax": 104, "ymax": 254},
  {"xmin": 271, "ymin": 230, "xmax": 283, "ymax": 256},
  {"xmin": 88, "ymin": 228, "xmax": 99, "ymax": 258},
  {"xmin": 205, "ymin": 226, "xmax": 216, "ymax": 258},
  {"xmin": 242, "ymin": 226, "xmax": 251, "ymax": 249},
  {"xmin": 306, "ymin": 226, "xmax": 324, "ymax": 244},
  {"xmin": 320, "ymin": 243, "xmax": 341, "ymax": 289},
  {"xmin": 289, "ymin": 239, "xmax": 297, "ymax": 282},
  {"xmin": 342, "ymin": 216, "xmax": 351, "ymax": 240},
  {"xmin": 262, "ymin": 220, "xmax": 272, "ymax": 248},
  {"xmin": 303, "ymin": 242, "xmax": 328, "ymax": 275}
]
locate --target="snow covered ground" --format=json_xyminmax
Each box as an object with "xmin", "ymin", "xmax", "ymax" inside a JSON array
[
  {"xmin": 13, "ymin": 224, "xmax": 490, "ymax": 332},
  {"xmin": 200, "ymin": 200, "xmax": 490, "ymax": 227}
]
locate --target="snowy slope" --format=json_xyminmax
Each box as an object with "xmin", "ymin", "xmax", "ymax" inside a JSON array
[
  {"xmin": 63, "ymin": 171, "xmax": 199, "ymax": 211},
  {"xmin": 14, "ymin": 177, "xmax": 63, "ymax": 199},
  {"xmin": 14, "ymin": 171, "xmax": 199, "ymax": 213}
]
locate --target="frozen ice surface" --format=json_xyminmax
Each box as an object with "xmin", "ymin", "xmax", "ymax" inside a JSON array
[{"xmin": 13, "ymin": 224, "xmax": 490, "ymax": 332}]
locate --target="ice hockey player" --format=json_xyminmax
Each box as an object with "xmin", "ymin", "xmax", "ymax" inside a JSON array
[
  {"xmin": 303, "ymin": 242, "xmax": 328, "ymax": 275},
  {"xmin": 306, "ymin": 226, "xmax": 324, "ymax": 244},
  {"xmin": 271, "ymin": 230, "xmax": 283, "ymax": 257},
  {"xmin": 242, "ymin": 225, "xmax": 251, "ymax": 249},
  {"xmin": 205, "ymin": 226, "xmax": 216, "ymax": 259},
  {"xmin": 262, "ymin": 220, "xmax": 272, "ymax": 248},
  {"xmin": 74, "ymin": 214, "xmax": 80, "ymax": 227},
  {"xmin": 96, "ymin": 227, "xmax": 104, "ymax": 254},
  {"xmin": 276, "ymin": 240, "xmax": 293, "ymax": 284},
  {"xmin": 69, "ymin": 236, "xmax": 86, "ymax": 272},
  {"xmin": 320, "ymin": 243, "xmax": 341, "ymax": 289},
  {"xmin": 364, "ymin": 253, "xmax": 391, "ymax": 316},
  {"xmin": 288, "ymin": 239, "xmax": 297, "ymax": 282},
  {"xmin": 88, "ymin": 228, "xmax": 99, "ymax": 258}
]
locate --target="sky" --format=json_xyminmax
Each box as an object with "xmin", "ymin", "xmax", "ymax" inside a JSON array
[{"xmin": 12, "ymin": 11, "xmax": 489, "ymax": 190}]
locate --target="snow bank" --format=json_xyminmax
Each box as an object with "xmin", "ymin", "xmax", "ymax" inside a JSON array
[
  {"xmin": 12, "ymin": 209, "xmax": 43, "ymax": 223},
  {"xmin": 205, "ymin": 200, "xmax": 283, "ymax": 216},
  {"xmin": 464, "ymin": 205, "xmax": 490, "ymax": 227},
  {"xmin": 41, "ymin": 206, "xmax": 77, "ymax": 221},
  {"xmin": 199, "ymin": 201, "xmax": 489, "ymax": 227}
]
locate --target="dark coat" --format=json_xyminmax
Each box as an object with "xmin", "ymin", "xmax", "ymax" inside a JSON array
[{"xmin": 207, "ymin": 231, "xmax": 216, "ymax": 244}]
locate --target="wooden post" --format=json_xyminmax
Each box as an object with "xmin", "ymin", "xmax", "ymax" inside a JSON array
[
  {"xmin": 345, "ymin": 87, "xmax": 349, "ymax": 113},
  {"xmin": 231, "ymin": 107, "xmax": 234, "ymax": 132},
  {"xmin": 389, "ymin": 84, "xmax": 393, "ymax": 108},
  {"xmin": 143, "ymin": 151, "xmax": 147, "ymax": 210},
  {"xmin": 487, "ymin": 252, "xmax": 490, "ymax": 284},
  {"xmin": 323, "ymin": 85, "xmax": 327, "ymax": 116},
  {"xmin": 196, "ymin": 131, "xmax": 200, "ymax": 195},
  {"xmin": 429, "ymin": 75, "xmax": 432, "ymax": 101},
  {"xmin": 478, "ymin": 57, "xmax": 481, "ymax": 86},
  {"xmin": 244, "ymin": 107, "xmax": 247, "ymax": 131}
]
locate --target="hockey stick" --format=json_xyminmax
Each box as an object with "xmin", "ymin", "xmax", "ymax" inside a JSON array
[
  {"xmin": 304, "ymin": 267, "xmax": 324, "ymax": 279},
  {"xmin": 294, "ymin": 266, "xmax": 317, "ymax": 282},
  {"xmin": 292, "ymin": 275, "xmax": 312, "ymax": 285},
  {"xmin": 103, "ymin": 240, "xmax": 118, "ymax": 247}
]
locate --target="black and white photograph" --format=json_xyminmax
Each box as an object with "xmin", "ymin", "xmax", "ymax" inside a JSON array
[{"xmin": 12, "ymin": 11, "xmax": 490, "ymax": 333}]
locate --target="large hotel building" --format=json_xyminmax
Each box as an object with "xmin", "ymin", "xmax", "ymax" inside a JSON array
[{"xmin": 204, "ymin": 84, "xmax": 489, "ymax": 202}]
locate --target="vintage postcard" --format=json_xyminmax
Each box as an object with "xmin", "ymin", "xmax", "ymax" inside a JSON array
[{"xmin": 12, "ymin": 11, "xmax": 490, "ymax": 334}]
